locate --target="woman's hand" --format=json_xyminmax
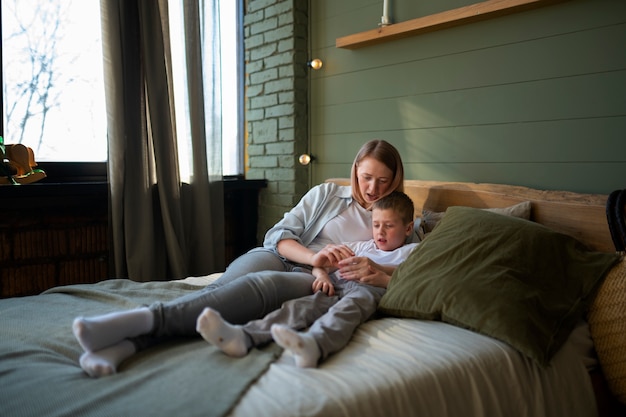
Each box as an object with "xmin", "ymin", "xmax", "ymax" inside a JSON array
[
  {"xmin": 311, "ymin": 267, "xmax": 335, "ymax": 296},
  {"xmin": 310, "ymin": 244, "xmax": 355, "ymax": 268},
  {"xmin": 337, "ymin": 256, "xmax": 395, "ymax": 288}
]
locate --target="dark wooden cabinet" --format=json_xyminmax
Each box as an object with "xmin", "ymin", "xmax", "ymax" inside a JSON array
[
  {"xmin": 0, "ymin": 179, "xmax": 266, "ymax": 298},
  {"xmin": 0, "ymin": 183, "xmax": 109, "ymax": 297},
  {"xmin": 223, "ymin": 178, "xmax": 267, "ymax": 266}
]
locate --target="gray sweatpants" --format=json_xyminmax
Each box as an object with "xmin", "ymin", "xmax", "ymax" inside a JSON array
[
  {"xmin": 242, "ymin": 275, "xmax": 386, "ymax": 361},
  {"xmin": 132, "ymin": 248, "xmax": 315, "ymax": 350}
]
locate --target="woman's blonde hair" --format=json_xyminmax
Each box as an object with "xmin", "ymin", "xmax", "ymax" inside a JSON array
[{"xmin": 350, "ymin": 139, "xmax": 404, "ymax": 208}]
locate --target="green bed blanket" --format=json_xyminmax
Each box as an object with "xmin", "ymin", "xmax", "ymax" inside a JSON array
[{"xmin": 0, "ymin": 279, "xmax": 281, "ymax": 417}]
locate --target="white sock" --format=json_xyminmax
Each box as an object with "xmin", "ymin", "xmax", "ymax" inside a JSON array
[
  {"xmin": 73, "ymin": 307, "xmax": 153, "ymax": 352},
  {"xmin": 79, "ymin": 340, "xmax": 136, "ymax": 378},
  {"xmin": 196, "ymin": 307, "xmax": 249, "ymax": 357},
  {"xmin": 270, "ymin": 324, "xmax": 320, "ymax": 368}
]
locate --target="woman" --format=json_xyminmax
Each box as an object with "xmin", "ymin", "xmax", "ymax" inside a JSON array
[{"xmin": 73, "ymin": 139, "xmax": 405, "ymax": 377}]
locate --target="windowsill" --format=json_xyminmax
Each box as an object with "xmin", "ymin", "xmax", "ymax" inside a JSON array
[
  {"xmin": 36, "ymin": 162, "xmax": 108, "ymax": 183},
  {"xmin": 0, "ymin": 176, "xmax": 267, "ymax": 209},
  {"xmin": 0, "ymin": 181, "xmax": 108, "ymax": 210}
]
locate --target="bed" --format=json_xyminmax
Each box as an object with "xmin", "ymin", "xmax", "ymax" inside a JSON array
[{"xmin": 1, "ymin": 179, "xmax": 624, "ymax": 417}]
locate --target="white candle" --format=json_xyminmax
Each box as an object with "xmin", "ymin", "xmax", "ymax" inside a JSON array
[{"xmin": 381, "ymin": 0, "xmax": 390, "ymax": 26}]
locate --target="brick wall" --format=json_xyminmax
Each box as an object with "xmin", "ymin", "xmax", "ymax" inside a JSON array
[{"xmin": 243, "ymin": 0, "xmax": 311, "ymax": 238}]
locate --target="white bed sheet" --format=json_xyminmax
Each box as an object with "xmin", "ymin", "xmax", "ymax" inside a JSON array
[{"xmin": 182, "ymin": 275, "xmax": 597, "ymax": 417}]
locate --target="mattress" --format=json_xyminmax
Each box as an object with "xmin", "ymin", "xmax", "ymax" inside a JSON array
[{"xmin": 182, "ymin": 275, "xmax": 598, "ymax": 417}]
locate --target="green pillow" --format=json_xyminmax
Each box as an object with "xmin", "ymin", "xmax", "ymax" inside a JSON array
[{"xmin": 378, "ymin": 206, "xmax": 620, "ymax": 365}]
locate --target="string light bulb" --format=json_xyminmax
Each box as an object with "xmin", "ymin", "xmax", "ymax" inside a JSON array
[
  {"xmin": 298, "ymin": 154, "xmax": 314, "ymax": 165},
  {"xmin": 308, "ymin": 58, "xmax": 323, "ymax": 70}
]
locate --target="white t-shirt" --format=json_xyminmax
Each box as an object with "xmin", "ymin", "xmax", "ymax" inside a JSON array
[
  {"xmin": 345, "ymin": 240, "xmax": 418, "ymax": 267},
  {"xmin": 308, "ymin": 203, "xmax": 372, "ymax": 252}
]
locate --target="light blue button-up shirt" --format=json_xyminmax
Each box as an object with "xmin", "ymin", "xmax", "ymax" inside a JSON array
[{"xmin": 263, "ymin": 182, "xmax": 354, "ymax": 251}]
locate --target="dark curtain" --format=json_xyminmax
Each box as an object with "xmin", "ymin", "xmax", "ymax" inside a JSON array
[{"xmin": 100, "ymin": 0, "xmax": 224, "ymax": 281}]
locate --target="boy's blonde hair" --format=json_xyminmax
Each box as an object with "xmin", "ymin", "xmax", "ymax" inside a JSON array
[{"xmin": 372, "ymin": 191, "xmax": 414, "ymax": 225}]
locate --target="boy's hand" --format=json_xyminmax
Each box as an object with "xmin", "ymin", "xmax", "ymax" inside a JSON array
[
  {"xmin": 356, "ymin": 265, "xmax": 392, "ymax": 288},
  {"xmin": 311, "ymin": 267, "xmax": 335, "ymax": 296},
  {"xmin": 336, "ymin": 256, "xmax": 373, "ymax": 280}
]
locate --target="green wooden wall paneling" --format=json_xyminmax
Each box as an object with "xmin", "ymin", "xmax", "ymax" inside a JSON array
[
  {"xmin": 312, "ymin": 118, "xmax": 626, "ymax": 163},
  {"xmin": 312, "ymin": 25, "xmax": 626, "ymax": 107},
  {"xmin": 313, "ymin": 73, "xmax": 625, "ymax": 130},
  {"xmin": 309, "ymin": 0, "xmax": 626, "ymax": 194}
]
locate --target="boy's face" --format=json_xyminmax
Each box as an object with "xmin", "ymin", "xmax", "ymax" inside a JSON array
[{"xmin": 371, "ymin": 208, "xmax": 413, "ymax": 251}]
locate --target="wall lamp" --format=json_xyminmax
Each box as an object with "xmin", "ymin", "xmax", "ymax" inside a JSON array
[{"xmin": 307, "ymin": 58, "xmax": 323, "ymax": 70}]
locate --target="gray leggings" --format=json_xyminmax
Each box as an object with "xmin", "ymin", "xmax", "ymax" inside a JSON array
[
  {"xmin": 242, "ymin": 278, "xmax": 385, "ymax": 361},
  {"xmin": 132, "ymin": 248, "xmax": 315, "ymax": 350}
]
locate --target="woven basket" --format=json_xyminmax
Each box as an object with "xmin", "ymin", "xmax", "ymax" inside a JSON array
[{"xmin": 588, "ymin": 255, "xmax": 626, "ymax": 405}]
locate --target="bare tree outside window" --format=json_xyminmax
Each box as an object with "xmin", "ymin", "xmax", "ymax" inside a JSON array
[
  {"xmin": 2, "ymin": 0, "xmax": 107, "ymax": 162},
  {"xmin": 2, "ymin": 0, "xmax": 243, "ymax": 174}
]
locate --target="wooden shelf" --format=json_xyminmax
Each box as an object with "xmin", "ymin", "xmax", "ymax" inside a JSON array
[{"xmin": 336, "ymin": 0, "xmax": 567, "ymax": 49}]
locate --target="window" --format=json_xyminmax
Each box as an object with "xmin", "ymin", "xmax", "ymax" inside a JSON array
[
  {"xmin": 169, "ymin": 0, "xmax": 244, "ymax": 180},
  {"xmin": 1, "ymin": 1, "xmax": 106, "ymax": 163},
  {"xmin": 220, "ymin": 0, "xmax": 245, "ymax": 177},
  {"xmin": 1, "ymin": 0, "xmax": 243, "ymax": 179}
]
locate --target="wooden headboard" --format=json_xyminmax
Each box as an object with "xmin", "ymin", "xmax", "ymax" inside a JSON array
[{"xmin": 326, "ymin": 179, "xmax": 614, "ymax": 253}]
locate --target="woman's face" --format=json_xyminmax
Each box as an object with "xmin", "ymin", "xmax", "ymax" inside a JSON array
[{"xmin": 356, "ymin": 157, "xmax": 394, "ymax": 205}]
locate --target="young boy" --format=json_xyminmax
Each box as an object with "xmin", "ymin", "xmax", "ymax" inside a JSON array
[{"xmin": 197, "ymin": 191, "xmax": 417, "ymax": 368}]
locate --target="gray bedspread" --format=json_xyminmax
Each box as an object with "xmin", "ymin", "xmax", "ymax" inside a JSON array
[{"xmin": 0, "ymin": 279, "xmax": 281, "ymax": 417}]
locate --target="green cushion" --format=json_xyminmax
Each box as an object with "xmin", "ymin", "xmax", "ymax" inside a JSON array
[
  {"xmin": 378, "ymin": 206, "xmax": 620, "ymax": 365},
  {"xmin": 421, "ymin": 200, "xmax": 531, "ymax": 233}
]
